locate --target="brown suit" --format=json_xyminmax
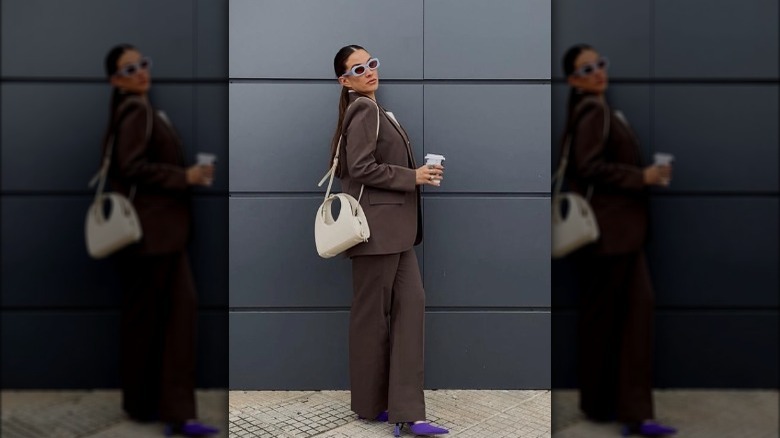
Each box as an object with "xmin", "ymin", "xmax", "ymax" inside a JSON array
[
  {"xmin": 107, "ymin": 94, "xmax": 197, "ymax": 423},
  {"xmin": 109, "ymin": 95, "xmax": 191, "ymax": 255},
  {"xmin": 338, "ymin": 92, "xmax": 426, "ymax": 423},
  {"xmin": 565, "ymin": 94, "xmax": 655, "ymax": 423},
  {"xmin": 566, "ymin": 95, "xmax": 648, "ymax": 255},
  {"xmin": 340, "ymin": 93, "xmax": 422, "ymax": 257}
]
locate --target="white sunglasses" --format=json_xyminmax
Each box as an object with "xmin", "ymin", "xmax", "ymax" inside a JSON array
[
  {"xmin": 342, "ymin": 58, "xmax": 380, "ymax": 77},
  {"xmin": 115, "ymin": 57, "xmax": 152, "ymax": 77},
  {"xmin": 572, "ymin": 57, "xmax": 609, "ymax": 77}
]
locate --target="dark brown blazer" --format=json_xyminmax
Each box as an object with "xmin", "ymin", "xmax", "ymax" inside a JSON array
[
  {"xmin": 339, "ymin": 92, "xmax": 422, "ymax": 257},
  {"xmin": 108, "ymin": 95, "xmax": 191, "ymax": 255},
  {"xmin": 566, "ymin": 95, "xmax": 649, "ymax": 255}
]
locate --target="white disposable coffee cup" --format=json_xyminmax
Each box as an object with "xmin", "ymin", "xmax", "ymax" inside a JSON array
[
  {"xmin": 196, "ymin": 153, "xmax": 216, "ymax": 185},
  {"xmin": 424, "ymin": 153, "xmax": 445, "ymax": 186},
  {"xmin": 653, "ymin": 153, "xmax": 673, "ymax": 186},
  {"xmin": 196, "ymin": 152, "xmax": 217, "ymax": 166},
  {"xmin": 653, "ymin": 152, "xmax": 674, "ymax": 166},
  {"xmin": 424, "ymin": 153, "xmax": 445, "ymax": 166}
]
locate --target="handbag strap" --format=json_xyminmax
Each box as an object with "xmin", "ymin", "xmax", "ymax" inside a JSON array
[
  {"xmin": 317, "ymin": 96, "xmax": 381, "ymax": 203},
  {"xmin": 552, "ymin": 99, "xmax": 610, "ymax": 200},
  {"xmin": 89, "ymin": 98, "xmax": 153, "ymax": 204}
]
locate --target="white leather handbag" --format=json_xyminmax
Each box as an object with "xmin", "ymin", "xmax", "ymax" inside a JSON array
[
  {"xmin": 314, "ymin": 97, "xmax": 378, "ymax": 258},
  {"xmin": 551, "ymin": 191, "xmax": 599, "ymax": 258},
  {"xmin": 551, "ymin": 103, "xmax": 609, "ymax": 258},
  {"xmin": 314, "ymin": 139, "xmax": 370, "ymax": 258},
  {"xmin": 85, "ymin": 100, "xmax": 151, "ymax": 259},
  {"xmin": 85, "ymin": 191, "xmax": 142, "ymax": 258},
  {"xmin": 314, "ymin": 191, "xmax": 370, "ymax": 258}
]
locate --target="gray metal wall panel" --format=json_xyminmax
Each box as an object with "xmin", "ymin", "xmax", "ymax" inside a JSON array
[
  {"xmin": 0, "ymin": 84, "xmax": 198, "ymax": 192},
  {"xmin": 230, "ymin": 311, "xmax": 547, "ymax": 390},
  {"xmin": 425, "ymin": 312, "xmax": 551, "ymax": 389},
  {"xmin": 0, "ymin": 0, "xmax": 195, "ymax": 78},
  {"xmin": 553, "ymin": 311, "xmax": 779, "ymax": 388},
  {"xmin": 424, "ymin": 0, "xmax": 550, "ymax": 79},
  {"xmin": 424, "ymin": 198, "xmax": 550, "ymax": 307},
  {"xmin": 648, "ymin": 198, "xmax": 779, "ymax": 308},
  {"xmin": 1, "ymin": 83, "xmax": 107, "ymax": 191},
  {"xmin": 653, "ymin": 85, "xmax": 779, "ymax": 192},
  {"xmin": 196, "ymin": 0, "xmax": 228, "ymax": 78},
  {"xmin": 229, "ymin": 83, "xmax": 423, "ymax": 192},
  {"xmin": 228, "ymin": 1, "xmax": 549, "ymax": 390},
  {"xmin": 551, "ymin": 0, "xmax": 651, "ymax": 79},
  {"xmin": 0, "ymin": 312, "xmax": 119, "ymax": 388},
  {"xmin": 189, "ymin": 197, "xmax": 230, "ymax": 307},
  {"xmin": 1, "ymin": 197, "xmax": 119, "ymax": 307},
  {"xmin": 1, "ymin": 0, "xmax": 228, "ymax": 390},
  {"xmin": 1, "ymin": 197, "xmax": 226, "ymax": 308},
  {"xmin": 553, "ymin": 0, "xmax": 780, "ymax": 391},
  {"xmin": 0, "ymin": 311, "xmax": 227, "ymax": 389},
  {"xmin": 228, "ymin": 0, "xmax": 423, "ymax": 79},
  {"xmin": 229, "ymin": 197, "xmax": 353, "ymax": 308},
  {"xmin": 654, "ymin": 0, "xmax": 779, "ymax": 78},
  {"xmin": 423, "ymin": 84, "xmax": 550, "ymax": 193},
  {"xmin": 655, "ymin": 312, "xmax": 778, "ymax": 388},
  {"xmin": 229, "ymin": 312, "xmax": 350, "ymax": 390}
]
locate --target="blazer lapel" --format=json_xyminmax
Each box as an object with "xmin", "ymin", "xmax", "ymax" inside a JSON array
[{"xmin": 378, "ymin": 105, "xmax": 416, "ymax": 167}]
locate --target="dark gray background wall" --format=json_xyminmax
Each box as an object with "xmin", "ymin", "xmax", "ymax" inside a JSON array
[
  {"xmin": 0, "ymin": 0, "xmax": 229, "ymax": 388},
  {"xmin": 228, "ymin": 0, "xmax": 552, "ymax": 389},
  {"xmin": 552, "ymin": 0, "xmax": 779, "ymax": 388}
]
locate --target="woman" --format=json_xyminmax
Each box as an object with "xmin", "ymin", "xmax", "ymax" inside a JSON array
[
  {"xmin": 560, "ymin": 44, "xmax": 676, "ymax": 437},
  {"xmin": 330, "ymin": 44, "xmax": 448, "ymax": 437},
  {"xmin": 103, "ymin": 44, "xmax": 218, "ymax": 437}
]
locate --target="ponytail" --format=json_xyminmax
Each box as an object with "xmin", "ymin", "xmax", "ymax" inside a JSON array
[
  {"xmin": 329, "ymin": 44, "xmax": 365, "ymax": 176},
  {"xmin": 329, "ymin": 87, "xmax": 351, "ymax": 176},
  {"xmin": 560, "ymin": 44, "xmax": 594, "ymax": 155},
  {"xmin": 102, "ymin": 43, "xmax": 136, "ymax": 155}
]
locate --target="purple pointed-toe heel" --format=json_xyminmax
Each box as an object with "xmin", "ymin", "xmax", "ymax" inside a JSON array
[
  {"xmin": 164, "ymin": 421, "xmax": 219, "ymax": 437},
  {"xmin": 394, "ymin": 421, "xmax": 449, "ymax": 436},
  {"xmin": 359, "ymin": 410, "xmax": 389, "ymax": 422},
  {"xmin": 622, "ymin": 420, "xmax": 677, "ymax": 437}
]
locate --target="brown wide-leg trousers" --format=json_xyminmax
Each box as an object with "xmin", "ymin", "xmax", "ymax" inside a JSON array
[
  {"xmin": 350, "ymin": 249, "xmax": 426, "ymax": 423},
  {"xmin": 576, "ymin": 250, "xmax": 655, "ymax": 423},
  {"xmin": 117, "ymin": 251, "xmax": 197, "ymax": 423}
]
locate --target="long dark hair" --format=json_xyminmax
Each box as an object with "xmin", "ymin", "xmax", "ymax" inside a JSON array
[
  {"xmin": 104, "ymin": 44, "xmax": 137, "ymax": 124},
  {"xmin": 562, "ymin": 43, "xmax": 595, "ymax": 136},
  {"xmin": 329, "ymin": 44, "xmax": 365, "ymax": 175},
  {"xmin": 102, "ymin": 43, "xmax": 140, "ymax": 155}
]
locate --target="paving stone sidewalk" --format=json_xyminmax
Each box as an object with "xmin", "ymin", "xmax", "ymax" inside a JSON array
[
  {"xmin": 3, "ymin": 389, "xmax": 775, "ymax": 437},
  {"xmin": 1, "ymin": 389, "xmax": 550, "ymax": 437},
  {"xmin": 229, "ymin": 390, "xmax": 551, "ymax": 438},
  {"xmin": 1, "ymin": 390, "xmax": 228, "ymax": 438},
  {"xmin": 552, "ymin": 389, "xmax": 778, "ymax": 438}
]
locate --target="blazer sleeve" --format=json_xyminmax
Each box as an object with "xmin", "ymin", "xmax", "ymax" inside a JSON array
[
  {"xmin": 343, "ymin": 98, "xmax": 416, "ymax": 192},
  {"xmin": 112, "ymin": 99, "xmax": 188, "ymax": 191},
  {"xmin": 571, "ymin": 99, "xmax": 645, "ymax": 191}
]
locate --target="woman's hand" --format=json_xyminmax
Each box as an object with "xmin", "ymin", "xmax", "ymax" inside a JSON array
[
  {"xmin": 416, "ymin": 164, "xmax": 444, "ymax": 186},
  {"xmin": 643, "ymin": 164, "xmax": 672, "ymax": 187},
  {"xmin": 186, "ymin": 164, "xmax": 215, "ymax": 186}
]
